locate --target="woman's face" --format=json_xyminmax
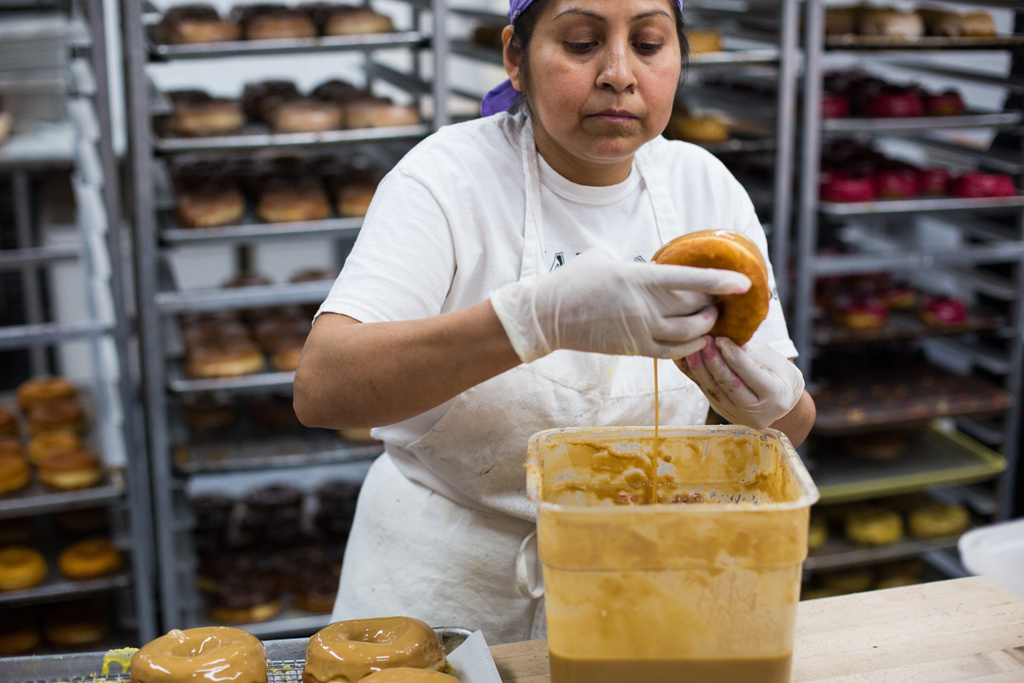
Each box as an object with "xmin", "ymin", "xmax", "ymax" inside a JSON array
[{"xmin": 504, "ymin": 0, "xmax": 681, "ymax": 186}]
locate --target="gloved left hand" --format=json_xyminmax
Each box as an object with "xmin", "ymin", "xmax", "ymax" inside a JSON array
[{"xmin": 678, "ymin": 337, "xmax": 804, "ymax": 430}]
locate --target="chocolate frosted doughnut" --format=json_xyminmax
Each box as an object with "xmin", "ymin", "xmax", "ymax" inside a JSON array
[
  {"xmin": 210, "ymin": 572, "xmax": 282, "ymax": 623},
  {"xmin": 157, "ymin": 4, "xmax": 241, "ymax": 45}
]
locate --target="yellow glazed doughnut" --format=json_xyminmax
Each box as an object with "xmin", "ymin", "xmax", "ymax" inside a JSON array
[
  {"xmin": 653, "ymin": 230, "xmax": 770, "ymax": 345},
  {"xmin": 130, "ymin": 627, "xmax": 268, "ymax": 683},
  {"xmin": 0, "ymin": 546, "xmax": 47, "ymax": 591},
  {"xmin": 304, "ymin": 617, "xmax": 447, "ymax": 683}
]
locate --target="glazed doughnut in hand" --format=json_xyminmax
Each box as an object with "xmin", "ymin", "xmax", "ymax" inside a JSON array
[
  {"xmin": 652, "ymin": 230, "xmax": 770, "ymax": 346},
  {"xmin": 130, "ymin": 626, "xmax": 267, "ymax": 683},
  {"xmin": 304, "ymin": 617, "xmax": 447, "ymax": 683}
]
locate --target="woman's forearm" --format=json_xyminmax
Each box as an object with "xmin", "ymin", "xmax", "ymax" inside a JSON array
[
  {"xmin": 770, "ymin": 390, "xmax": 816, "ymax": 448},
  {"xmin": 294, "ymin": 301, "xmax": 522, "ymax": 429}
]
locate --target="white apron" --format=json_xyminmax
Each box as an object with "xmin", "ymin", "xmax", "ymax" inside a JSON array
[{"xmin": 332, "ymin": 119, "xmax": 710, "ymax": 644}]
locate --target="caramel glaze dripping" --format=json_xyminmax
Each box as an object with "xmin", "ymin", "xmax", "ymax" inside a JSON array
[{"xmin": 652, "ymin": 358, "xmax": 660, "ymax": 505}]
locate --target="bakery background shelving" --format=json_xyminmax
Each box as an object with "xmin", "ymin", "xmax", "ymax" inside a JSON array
[
  {"xmin": 791, "ymin": 1, "xmax": 1024, "ymax": 595},
  {"xmin": 121, "ymin": 0, "xmax": 449, "ymax": 635},
  {"xmin": 0, "ymin": 0, "xmax": 157, "ymax": 652}
]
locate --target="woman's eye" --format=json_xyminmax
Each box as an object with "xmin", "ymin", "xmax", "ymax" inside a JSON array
[
  {"xmin": 565, "ymin": 41, "xmax": 597, "ymax": 53},
  {"xmin": 635, "ymin": 42, "xmax": 663, "ymax": 55}
]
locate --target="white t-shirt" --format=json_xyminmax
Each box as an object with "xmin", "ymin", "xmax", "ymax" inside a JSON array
[{"xmin": 318, "ymin": 111, "xmax": 796, "ymax": 449}]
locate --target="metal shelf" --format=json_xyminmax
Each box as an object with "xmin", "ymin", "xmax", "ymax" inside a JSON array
[
  {"xmin": 155, "ymin": 280, "xmax": 331, "ymax": 314},
  {"xmin": 813, "ymin": 367, "xmax": 1014, "ymax": 436},
  {"xmin": 825, "ymin": 35, "xmax": 1024, "ymax": 51},
  {"xmin": 889, "ymin": 61, "xmax": 1024, "ymax": 94},
  {"xmin": 190, "ymin": 608, "xmax": 332, "ymax": 640},
  {"xmin": 910, "ymin": 137, "xmax": 1024, "ymax": 176},
  {"xmin": 160, "ymin": 212, "xmax": 363, "ymax": 246},
  {"xmin": 148, "ymin": 31, "xmax": 429, "ymax": 61},
  {"xmin": 0, "ymin": 244, "xmax": 80, "ymax": 269},
  {"xmin": 0, "ymin": 121, "xmax": 75, "ymax": 169},
  {"xmin": 813, "ymin": 309, "xmax": 1006, "ymax": 347},
  {"xmin": 687, "ymin": 136, "xmax": 778, "ymax": 155},
  {"xmin": 0, "ymin": 477, "xmax": 124, "ymax": 520},
  {"xmin": 167, "ymin": 363, "xmax": 296, "ymax": 394},
  {"xmin": 0, "ymin": 319, "xmax": 114, "ymax": 349},
  {"xmin": 0, "ymin": 571, "xmax": 131, "ymax": 608},
  {"xmin": 804, "ymin": 535, "xmax": 961, "ymax": 573},
  {"xmin": 813, "ymin": 424, "xmax": 1007, "ymax": 504},
  {"xmin": 820, "ymin": 195, "xmax": 1024, "ymax": 217},
  {"xmin": 173, "ymin": 430, "xmax": 382, "ymax": 474},
  {"xmin": 153, "ymin": 122, "xmax": 431, "ymax": 154},
  {"xmin": 822, "ymin": 110, "xmax": 1022, "ymax": 134}
]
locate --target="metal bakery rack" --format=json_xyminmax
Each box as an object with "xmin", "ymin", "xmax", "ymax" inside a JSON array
[
  {"xmin": 792, "ymin": 1, "xmax": 1024, "ymax": 583},
  {"xmin": 121, "ymin": 0, "xmax": 450, "ymax": 637},
  {"xmin": 0, "ymin": 0, "xmax": 157, "ymax": 646}
]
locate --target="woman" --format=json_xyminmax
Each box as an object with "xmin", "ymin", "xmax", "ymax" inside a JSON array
[{"xmin": 295, "ymin": 0, "xmax": 815, "ymax": 644}]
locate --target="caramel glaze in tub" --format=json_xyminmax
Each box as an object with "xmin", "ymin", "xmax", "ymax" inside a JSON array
[
  {"xmin": 129, "ymin": 627, "xmax": 267, "ymax": 683},
  {"xmin": 303, "ymin": 617, "xmax": 446, "ymax": 683},
  {"xmin": 527, "ymin": 428, "xmax": 814, "ymax": 682}
]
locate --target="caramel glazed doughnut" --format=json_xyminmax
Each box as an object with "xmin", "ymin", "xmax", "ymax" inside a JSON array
[
  {"xmin": 652, "ymin": 229, "xmax": 771, "ymax": 346},
  {"xmin": 304, "ymin": 617, "xmax": 449, "ymax": 683},
  {"xmin": 130, "ymin": 627, "xmax": 267, "ymax": 683}
]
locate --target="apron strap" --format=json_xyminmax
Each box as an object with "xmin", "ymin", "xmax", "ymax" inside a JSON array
[{"xmin": 515, "ymin": 527, "xmax": 544, "ymax": 600}]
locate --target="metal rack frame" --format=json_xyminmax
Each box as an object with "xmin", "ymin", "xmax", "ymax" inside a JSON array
[
  {"xmin": 793, "ymin": 2, "xmax": 1024, "ymax": 573},
  {"xmin": 0, "ymin": 0, "xmax": 157, "ymax": 644},
  {"xmin": 121, "ymin": 0, "xmax": 448, "ymax": 634}
]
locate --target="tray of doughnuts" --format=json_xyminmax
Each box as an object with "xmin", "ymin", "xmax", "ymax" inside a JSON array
[
  {"xmin": 154, "ymin": 79, "xmax": 425, "ymax": 153},
  {"xmin": 163, "ymin": 152, "xmax": 382, "ymax": 238},
  {"xmin": 149, "ymin": 2, "xmax": 421, "ymax": 59},
  {"xmin": 0, "ymin": 378, "xmax": 121, "ymax": 510},
  {"xmin": 823, "ymin": 4, "xmax": 1022, "ymax": 49},
  {"xmin": 0, "ymin": 623, "xmax": 478, "ymax": 682}
]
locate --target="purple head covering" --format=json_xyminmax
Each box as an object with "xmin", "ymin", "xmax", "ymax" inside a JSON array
[{"xmin": 481, "ymin": 0, "xmax": 684, "ymax": 116}]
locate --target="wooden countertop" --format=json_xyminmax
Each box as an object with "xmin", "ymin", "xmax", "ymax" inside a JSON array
[{"xmin": 489, "ymin": 577, "xmax": 1024, "ymax": 682}]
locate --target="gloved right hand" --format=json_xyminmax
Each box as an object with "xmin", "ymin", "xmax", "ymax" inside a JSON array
[{"xmin": 489, "ymin": 248, "xmax": 752, "ymax": 363}]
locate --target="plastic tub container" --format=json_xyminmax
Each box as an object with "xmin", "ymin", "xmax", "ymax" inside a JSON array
[
  {"xmin": 526, "ymin": 425, "xmax": 819, "ymax": 683},
  {"xmin": 959, "ymin": 518, "xmax": 1024, "ymax": 598}
]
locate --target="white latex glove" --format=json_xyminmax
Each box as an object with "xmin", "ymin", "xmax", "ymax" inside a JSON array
[
  {"xmin": 679, "ymin": 337, "xmax": 805, "ymax": 430},
  {"xmin": 489, "ymin": 248, "xmax": 751, "ymax": 362}
]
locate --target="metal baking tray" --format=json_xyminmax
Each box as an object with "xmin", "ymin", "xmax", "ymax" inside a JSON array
[
  {"xmin": 810, "ymin": 423, "xmax": 1007, "ymax": 503},
  {"xmin": 0, "ymin": 478, "xmax": 124, "ymax": 520},
  {"xmin": 814, "ymin": 309, "xmax": 1006, "ymax": 347},
  {"xmin": 0, "ymin": 571, "xmax": 131, "ymax": 608},
  {"xmin": 173, "ymin": 427, "xmax": 382, "ymax": 474},
  {"xmin": 154, "ymin": 122, "xmax": 432, "ymax": 154},
  {"xmin": 0, "ymin": 628, "xmax": 472, "ymax": 683},
  {"xmin": 160, "ymin": 210, "xmax": 364, "ymax": 246},
  {"xmin": 825, "ymin": 35, "xmax": 1024, "ymax": 51},
  {"xmin": 819, "ymin": 194, "xmax": 1024, "ymax": 217},
  {"xmin": 812, "ymin": 367, "xmax": 1014, "ymax": 436},
  {"xmin": 148, "ymin": 31, "xmax": 429, "ymax": 61},
  {"xmin": 166, "ymin": 363, "xmax": 295, "ymax": 395},
  {"xmin": 155, "ymin": 280, "xmax": 332, "ymax": 314},
  {"xmin": 0, "ymin": 244, "xmax": 80, "ymax": 270},
  {"xmin": 805, "ymin": 535, "xmax": 962, "ymax": 573},
  {"xmin": 822, "ymin": 110, "xmax": 1022, "ymax": 133}
]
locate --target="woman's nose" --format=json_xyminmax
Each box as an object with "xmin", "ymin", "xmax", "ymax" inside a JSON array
[{"xmin": 597, "ymin": 43, "xmax": 637, "ymax": 93}]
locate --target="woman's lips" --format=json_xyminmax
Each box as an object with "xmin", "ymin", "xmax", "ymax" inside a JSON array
[{"xmin": 589, "ymin": 109, "xmax": 639, "ymax": 122}]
